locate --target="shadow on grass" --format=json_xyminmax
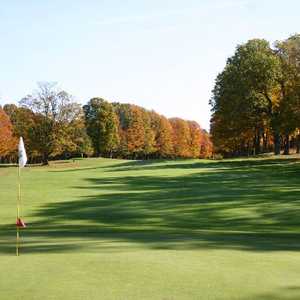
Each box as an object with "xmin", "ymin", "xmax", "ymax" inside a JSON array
[
  {"xmin": 1, "ymin": 158, "xmax": 300, "ymax": 254},
  {"xmin": 243, "ymin": 286, "xmax": 300, "ymax": 300},
  {"xmin": 0, "ymin": 164, "xmax": 17, "ymax": 168},
  {"xmin": 104, "ymin": 157, "xmax": 300, "ymax": 172},
  {"xmin": 50, "ymin": 157, "xmax": 300, "ymax": 173}
]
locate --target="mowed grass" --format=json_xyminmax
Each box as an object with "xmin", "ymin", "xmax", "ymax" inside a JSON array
[{"xmin": 1, "ymin": 157, "xmax": 300, "ymax": 300}]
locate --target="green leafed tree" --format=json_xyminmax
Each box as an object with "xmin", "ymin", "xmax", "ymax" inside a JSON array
[
  {"xmin": 83, "ymin": 98, "xmax": 120, "ymax": 157},
  {"xmin": 275, "ymin": 34, "xmax": 300, "ymax": 154},
  {"xmin": 210, "ymin": 39, "xmax": 283, "ymax": 156}
]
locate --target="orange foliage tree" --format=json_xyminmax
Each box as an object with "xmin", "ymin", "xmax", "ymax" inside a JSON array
[
  {"xmin": 187, "ymin": 121, "xmax": 202, "ymax": 157},
  {"xmin": 155, "ymin": 115, "xmax": 174, "ymax": 158},
  {"xmin": 2, "ymin": 95, "xmax": 212, "ymax": 162},
  {"xmin": 126, "ymin": 105, "xmax": 146, "ymax": 158},
  {"xmin": 169, "ymin": 118, "xmax": 191, "ymax": 157},
  {"xmin": 0, "ymin": 108, "xmax": 17, "ymax": 156}
]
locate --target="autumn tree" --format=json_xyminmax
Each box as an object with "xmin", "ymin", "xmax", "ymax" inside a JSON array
[
  {"xmin": 3, "ymin": 88, "xmax": 212, "ymax": 161},
  {"xmin": 141, "ymin": 109, "xmax": 156, "ymax": 158},
  {"xmin": 0, "ymin": 107, "xmax": 16, "ymax": 157},
  {"xmin": 150, "ymin": 113, "xmax": 173, "ymax": 158},
  {"xmin": 126, "ymin": 105, "xmax": 146, "ymax": 158},
  {"xmin": 169, "ymin": 118, "xmax": 191, "ymax": 157},
  {"xmin": 3, "ymin": 104, "xmax": 35, "ymax": 139},
  {"xmin": 20, "ymin": 82, "xmax": 81, "ymax": 164},
  {"xmin": 112, "ymin": 103, "xmax": 131, "ymax": 157},
  {"xmin": 4, "ymin": 104, "xmax": 37, "ymax": 159},
  {"xmin": 187, "ymin": 121, "xmax": 202, "ymax": 158},
  {"xmin": 199, "ymin": 129, "xmax": 213, "ymax": 158}
]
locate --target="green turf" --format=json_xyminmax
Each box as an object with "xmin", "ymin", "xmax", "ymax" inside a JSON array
[{"xmin": 1, "ymin": 157, "xmax": 300, "ymax": 299}]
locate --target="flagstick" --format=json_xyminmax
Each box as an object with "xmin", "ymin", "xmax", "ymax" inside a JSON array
[
  {"xmin": 16, "ymin": 137, "xmax": 27, "ymax": 256},
  {"xmin": 16, "ymin": 228, "xmax": 19, "ymax": 256},
  {"xmin": 16, "ymin": 166, "xmax": 21, "ymax": 256}
]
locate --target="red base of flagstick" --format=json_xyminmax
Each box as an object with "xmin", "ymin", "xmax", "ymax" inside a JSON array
[{"xmin": 16, "ymin": 218, "xmax": 26, "ymax": 228}]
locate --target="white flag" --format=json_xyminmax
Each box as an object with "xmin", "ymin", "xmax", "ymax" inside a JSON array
[{"xmin": 18, "ymin": 137, "xmax": 27, "ymax": 168}]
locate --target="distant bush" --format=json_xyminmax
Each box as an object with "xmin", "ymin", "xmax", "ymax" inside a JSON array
[{"xmin": 212, "ymin": 153, "xmax": 223, "ymax": 160}]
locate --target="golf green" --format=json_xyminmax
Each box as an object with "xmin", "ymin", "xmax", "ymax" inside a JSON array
[{"xmin": 1, "ymin": 157, "xmax": 300, "ymax": 299}]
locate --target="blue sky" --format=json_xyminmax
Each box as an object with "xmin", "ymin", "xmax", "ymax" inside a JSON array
[{"xmin": 0, "ymin": 0, "xmax": 299, "ymax": 129}]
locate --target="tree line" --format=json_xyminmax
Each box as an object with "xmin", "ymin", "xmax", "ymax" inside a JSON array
[
  {"xmin": 210, "ymin": 34, "xmax": 300, "ymax": 157},
  {"xmin": 0, "ymin": 82, "xmax": 212, "ymax": 164}
]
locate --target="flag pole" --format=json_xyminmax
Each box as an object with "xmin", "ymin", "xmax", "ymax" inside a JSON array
[
  {"xmin": 16, "ymin": 137, "xmax": 27, "ymax": 256},
  {"xmin": 16, "ymin": 166, "xmax": 21, "ymax": 256}
]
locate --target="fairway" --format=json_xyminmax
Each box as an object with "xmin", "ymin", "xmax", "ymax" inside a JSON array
[{"xmin": 1, "ymin": 157, "xmax": 300, "ymax": 300}]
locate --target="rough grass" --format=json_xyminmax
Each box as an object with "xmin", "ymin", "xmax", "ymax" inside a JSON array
[{"xmin": 1, "ymin": 157, "xmax": 300, "ymax": 299}]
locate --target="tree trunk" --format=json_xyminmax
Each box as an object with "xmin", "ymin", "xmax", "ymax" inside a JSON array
[
  {"xmin": 255, "ymin": 135, "xmax": 261, "ymax": 155},
  {"xmin": 263, "ymin": 132, "xmax": 268, "ymax": 153},
  {"xmin": 296, "ymin": 135, "xmax": 300, "ymax": 154},
  {"xmin": 96, "ymin": 144, "xmax": 101, "ymax": 157},
  {"xmin": 42, "ymin": 153, "xmax": 49, "ymax": 165},
  {"xmin": 252, "ymin": 137, "xmax": 256, "ymax": 156},
  {"xmin": 283, "ymin": 134, "xmax": 290, "ymax": 155},
  {"xmin": 273, "ymin": 131, "xmax": 281, "ymax": 155}
]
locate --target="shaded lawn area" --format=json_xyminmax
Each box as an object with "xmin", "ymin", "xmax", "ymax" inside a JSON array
[
  {"xmin": 1, "ymin": 157, "xmax": 300, "ymax": 300},
  {"xmin": 4, "ymin": 157, "xmax": 300, "ymax": 252}
]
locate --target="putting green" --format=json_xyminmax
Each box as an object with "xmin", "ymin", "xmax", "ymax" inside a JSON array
[{"xmin": 1, "ymin": 157, "xmax": 300, "ymax": 299}]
